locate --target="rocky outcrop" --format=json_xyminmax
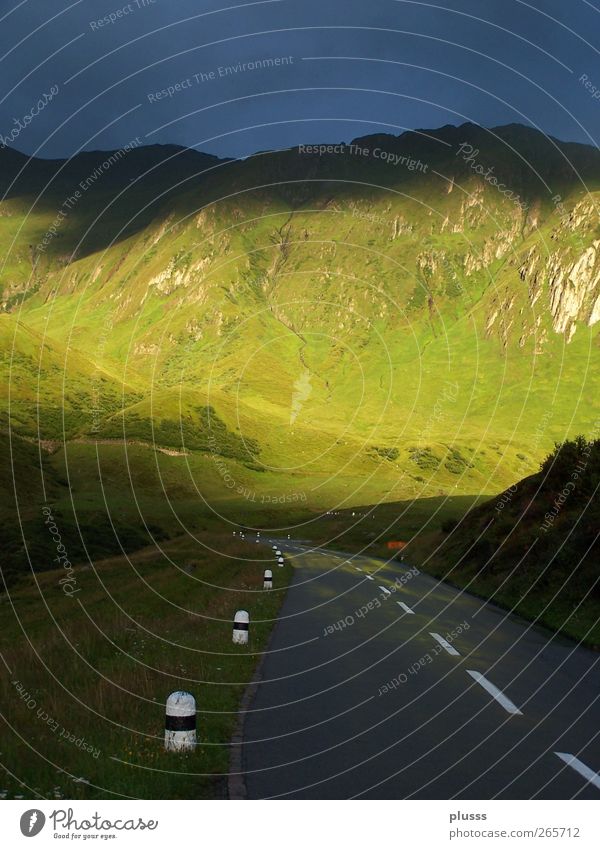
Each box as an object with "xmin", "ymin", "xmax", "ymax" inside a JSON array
[
  {"xmin": 518, "ymin": 235, "xmax": 600, "ymax": 341},
  {"xmin": 464, "ymin": 216, "xmax": 522, "ymax": 275},
  {"xmin": 147, "ymin": 253, "xmax": 214, "ymax": 295},
  {"xmin": 548, "ymin": 242, "xmax": 600, "ymax": 333}
]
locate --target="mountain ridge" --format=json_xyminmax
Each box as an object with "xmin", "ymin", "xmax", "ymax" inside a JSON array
[{"xmin": 2, "ymin": 119, "xmax": 599, "ymax": 164}]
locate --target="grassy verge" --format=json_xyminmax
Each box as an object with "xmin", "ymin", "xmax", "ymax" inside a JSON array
[
  {"xmin": 405, "ymin": 440, "xmax": 600, "ymax": 648},
  {"xmin": 0, "ymin": 532, "xmax": 292, "ymax": 800}
]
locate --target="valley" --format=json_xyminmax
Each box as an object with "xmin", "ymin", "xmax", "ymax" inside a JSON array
[
  {"xmin": 2, "ymin": 124, "xmax": 599, "ymax": 568},
  {"xmin": 1, "ymin": 122, "xmax": 599, "ymax": 799}
]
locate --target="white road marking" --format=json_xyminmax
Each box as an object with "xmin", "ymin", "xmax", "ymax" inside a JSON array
[
  {"xmin": 397, "ymin": 602, "xmax": 414, "ymax": 614},
  {"xmin": 354, "ymin": 566, "xmax": 363, "ymax": 572},
  {"xmin": 555, "ymin": 752, "xmax": 600, "ymax": 790},
  {"xmin": 379, "ymin": 586, "xmax": 391, "ymax": 596},
  {"xmin": 430, "ymin": 632, "xmax": 460, "ymax": 656},
  {"xmin": 366, "ymin": 575, "xmax": 375, "ymax": 581},
  {"xmin": 466, "ymin": 670, "xmax": 522, "ymax": 715}
]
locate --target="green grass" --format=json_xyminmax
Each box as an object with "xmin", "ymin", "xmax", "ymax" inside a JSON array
[{"xmin": 0, "ymin": 532, "xmax": 293, "ymax": 800}]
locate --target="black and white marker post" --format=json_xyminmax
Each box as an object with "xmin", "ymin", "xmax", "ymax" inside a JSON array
[
  {"xmin": 164, "ymin": 691, "xmax": 197, "ymax": 752},
  {"xmin": 277, "ymin": 556, "xmax": 284, "ymax": 567},
  {"xmin": 233, "ymin": 609, "xmax": 250, "ymax": 644},
  {"xmin": 263, "ymin": 569, "xmax": 273, "ymax": 589}
]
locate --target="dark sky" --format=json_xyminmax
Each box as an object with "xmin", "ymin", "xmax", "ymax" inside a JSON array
[{"xmin": 1, "ymin": 0, "xmax": 600, "ymax": 160}]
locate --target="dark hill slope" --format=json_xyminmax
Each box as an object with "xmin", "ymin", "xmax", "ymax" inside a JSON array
[{"xmin": 410, "ymin": 437, "xmax": 600, "ymax": 645}]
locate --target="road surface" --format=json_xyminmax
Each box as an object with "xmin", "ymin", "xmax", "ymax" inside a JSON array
[{"xmin": 242, "ymin": 542, "xmax": 600, "ymax": 799}]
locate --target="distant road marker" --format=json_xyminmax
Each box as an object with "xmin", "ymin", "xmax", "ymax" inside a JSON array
[
  {"xmin": 397, "ymin": 602, "xmax": 414, "ymax": 614},
  {"xmin": 366, "ymin": 575, "xmax": 375, "ymax": 581},
  {"xmin": 379, "ymin": 586, "xmax": 391, "ymax": 596},
  {"xmin": 431, "ymin": 633, "xmax": 460, "ymax": 656},
  {"xmin": 467, "ymin": 670, "xmax": 522, "ymax": 715},
  {"xmin": 354, "ymin": 566, "xmax": 363, "ymax": 572},
  {"xmin": 555, "ymin": 752, "xmax": 600, "ymax": 791}
]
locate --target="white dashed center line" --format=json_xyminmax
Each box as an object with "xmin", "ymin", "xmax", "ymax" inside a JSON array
[
  {"xmin": 366, "ymin": 575, "xmax": 375, "ymax": 581},
  {"xmin": 431, "ymin": 632, "xmax": 460, "ymax": 656},
  {"xmin": 555, "ymin": 752, "xmax": 600, "ymax": 791},
  {"xmin": 467, "ymin": 670, "xmax": 522, "ymax": 715},
  {"xmin": 397, "ymin": 601, "xmax": 414, "ymax": 614},
  {"xmin": 379, "ymin": 586, "xmax": 391, "ymax": 596}
]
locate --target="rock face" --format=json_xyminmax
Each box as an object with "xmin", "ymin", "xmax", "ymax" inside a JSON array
[
  {"xmin": 548, "ymin": 243, "xmax": 600, "ymax": 337},
  {"xmin": 518, "ymin": 219, "xmax": 600, "ymax": 343}
]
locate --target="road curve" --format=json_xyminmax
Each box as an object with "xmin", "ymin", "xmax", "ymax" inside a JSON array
[{"xmin": 242, "ymin": 542, "xmax": 600, "ymax": 799}]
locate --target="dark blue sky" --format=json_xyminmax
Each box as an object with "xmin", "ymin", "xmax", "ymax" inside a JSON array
[{"xmin": 1, "ymin": 0, "xmax": 600, "ymax": 159}]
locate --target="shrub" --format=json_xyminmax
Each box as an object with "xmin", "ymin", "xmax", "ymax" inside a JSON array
[
  {"xmin": 409, "ymin": 447, "xmax": 440, "ymax": 471},
  {"xmin": 369, "ymin": 446, "xmax": 399, "ymax": 461},
  {"xmin": 444, "ymin": 447, "xmax": 473, "ymax": 475}
]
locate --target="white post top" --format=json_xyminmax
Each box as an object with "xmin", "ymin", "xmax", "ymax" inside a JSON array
[
  {"xmin": 166, "ymin": 691, "xmax": 196, "ymax": 716},
  {"xmin": 264, "ymin": 569, "xmax": 273, "ymax": 578},
  {"xmin": 234, "ymin": 610, "xmax": 250, "ymax": 624}
]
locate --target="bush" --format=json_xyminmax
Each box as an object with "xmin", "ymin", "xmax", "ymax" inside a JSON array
[
  {"xmin": 369, "ymin": 446, "xmax": 399, "ymax": 461},
  {"xmin": 444, "ymin": 447, "xmax": 473, "ymax": 475},
  {"xmin": 409, "ymin": 447, "xmax": 440, "ymax": 471}
]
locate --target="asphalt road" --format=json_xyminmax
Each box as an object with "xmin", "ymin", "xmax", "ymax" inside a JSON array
[{"xmin": 242, "ymin": 542, "xmax": 600, "ymax": 799}]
